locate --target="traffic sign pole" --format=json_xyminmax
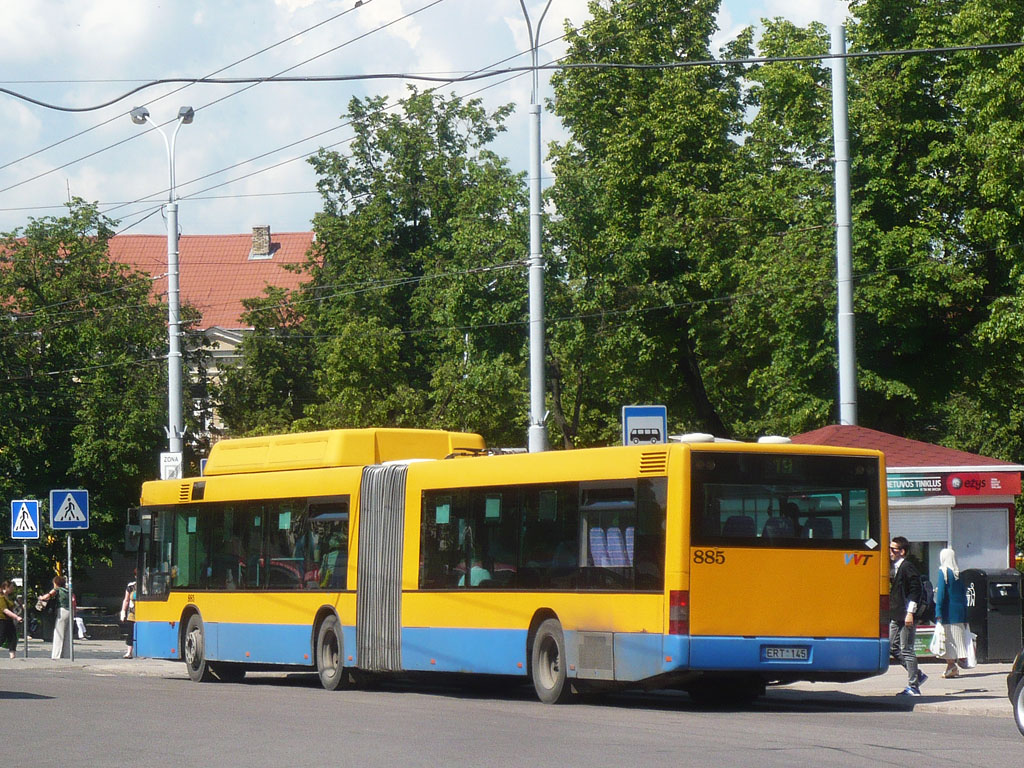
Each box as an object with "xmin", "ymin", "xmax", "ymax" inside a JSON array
[
  {"xmin": 67, "ymin": 534, "xmax": 74, "ymax": 662},
  {"xmin": 22, "ymin": 543, "xmax": 28, "ymax": 659}
]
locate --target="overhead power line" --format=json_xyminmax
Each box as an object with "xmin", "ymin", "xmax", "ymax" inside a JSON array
[
  {"xmin": 0, "ymin": 0, "xmax": 452, "ymax": 198},
  {"xmin": 2, "ymin": 41, "xmax": 1022, "ymax": 114},
  {"xmin": 105, "ymin": 26, "xmax": 564, "ymax": 230},
  {"xmin": 0, "ymin": 0, "xmax": 372, "ymax": 174}
]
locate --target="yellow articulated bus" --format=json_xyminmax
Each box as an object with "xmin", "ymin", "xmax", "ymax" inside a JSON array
[{"xmin": 134, "ymin": 428, "xmax": 890, "ymax": 703}]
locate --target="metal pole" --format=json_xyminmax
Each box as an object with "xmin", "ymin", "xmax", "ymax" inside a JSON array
[
  {"xmin": 521, "ymin": 0, "xmax": 552, "ymax": 453},
  {"xmin": 832, "ymin": 24, "xmax": 857, "ymax": 426},
  {"xmin": 166, "ymin": 197, "xmax": 183, "ymax": 454},
  {"xmin": 67, "ymin": 534, "xmax": 73, "ymax": 661},
  {"xmin": 22, "ymin": 543, "xmax": 28, "ymax": 658},
  {"xmin": 131, "ymin": 109, "xmax": 191, "ymax": 456}
]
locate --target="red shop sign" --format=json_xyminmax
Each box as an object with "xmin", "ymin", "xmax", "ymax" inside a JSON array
[{"xmin": 943, "ymin": 472, "xmax": 1021, "ymax": 496}]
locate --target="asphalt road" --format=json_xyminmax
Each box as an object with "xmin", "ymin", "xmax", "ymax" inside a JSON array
[{"xmin": 2, "ymin": 640, "xmax": 1021, "ymax": 768}]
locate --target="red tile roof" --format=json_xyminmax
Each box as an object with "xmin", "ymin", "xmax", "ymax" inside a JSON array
[
  {"xmin": 791, "ymin": 424, "xmax": 1017, "ymax": 469},
  {"xmin": 108, "ymin": 231, "xmax": 313, "ymax": 330}
]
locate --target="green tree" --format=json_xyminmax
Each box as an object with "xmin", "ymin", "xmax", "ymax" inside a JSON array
[
  {"xmin": 220, "ymin": 89, "xmax": 530, "ymax": 447},
  {"xmin": 713, "ymin": 20, "xmax": 840, "ymax": 437},
  {"xmin": 215, "ymin": 287, "xmax": 315, "ymax": 435},
  {"xmin": 708, "ymin": 1, "xmax": 1024, "ymax": 459},
  {"xmin": 546, "ymin": 0, "xmax": 751, "ymax": 446},
  {"xmin": 0, "ymin": 200, "xmax": 170, "ymax": 583}
]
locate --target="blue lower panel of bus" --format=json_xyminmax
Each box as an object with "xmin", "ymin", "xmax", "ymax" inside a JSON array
[
  {"xmin": 402, "ymin": 627, "xmax": 673, "ymax": 681},
  {"xmin": 402, "ymin": 627, "xmax": 528, "ymax": 675},
  {"xmin": 689, "ymin": 635, "xmax": 888, "ymax": 674},
  {"xmin": 212, "ymin": 622, "xmax": 314, "ymax": 665},
  {"xmin": 136, "ymin": 621, "xmax": 180, "ymax": 660},
  {"xmin": 138, "ymin": 620, "xmax": 884, "ymax": 678},
  {"xmin": 136, "ymin": 620, "xmax": 333, "ymax": 667}
]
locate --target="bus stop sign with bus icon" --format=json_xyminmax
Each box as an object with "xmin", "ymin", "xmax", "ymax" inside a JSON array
[{"xmin": 622, "ymin": 405, "xmax": 668, "ymax": 446}]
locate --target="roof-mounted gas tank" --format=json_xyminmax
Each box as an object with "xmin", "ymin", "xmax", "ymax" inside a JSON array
[{"xmin": 202, "ymin": 428, "xmax": 486, "ymax": 475}]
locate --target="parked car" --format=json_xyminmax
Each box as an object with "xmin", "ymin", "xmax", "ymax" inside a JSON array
[{"xmin": 1009, "ymin": 647, "xmax": 1024, "ymax": 736}]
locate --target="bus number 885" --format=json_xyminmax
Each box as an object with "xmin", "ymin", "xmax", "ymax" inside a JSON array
[{"xmin": 692, "ymin": 549, "xmax": 725, "ymax": 565}]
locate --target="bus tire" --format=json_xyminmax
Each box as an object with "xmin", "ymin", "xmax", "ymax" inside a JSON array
[
  {"xmin": 316, "ymin": 614, "xmax": 348, "ymax": 691},
  {"xmin": 183, "ymin": 614, "xmax": 214, "ymax": 683},
  {"xmin": 531, "ymin": 619, "xmax": 573, "ymax": 704},
  {"xmin": 1013, "ymin": 677, "xmax": 1024, "ymax": 737}
]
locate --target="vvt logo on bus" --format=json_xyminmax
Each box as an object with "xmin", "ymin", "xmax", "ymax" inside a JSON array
[{"xmin": 844, "ymin": 553, "xmax": 873, "ymax": 565}]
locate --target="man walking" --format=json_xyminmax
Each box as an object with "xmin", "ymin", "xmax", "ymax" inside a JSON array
[{"xmin": 889, "ymin": 536, "xmax": 927, "ymax": 695}]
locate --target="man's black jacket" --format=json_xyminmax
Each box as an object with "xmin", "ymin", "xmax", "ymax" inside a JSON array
[{"xmin": 890, "ymin": 558, "xmax": 922, "ymax": 623}]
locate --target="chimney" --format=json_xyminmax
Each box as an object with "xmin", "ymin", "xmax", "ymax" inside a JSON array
[{"xmin": 250, "ymin": 226, "xmax": 271, "ymax": 259}]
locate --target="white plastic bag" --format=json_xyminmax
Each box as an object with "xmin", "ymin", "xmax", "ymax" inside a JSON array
[
  {"xmin": 964, "ymin": 631, "xmax": 978, "ymax": 668},
  {"xmin": 928, "ymin": 623, "xmax": 945, "ymax": 656}
]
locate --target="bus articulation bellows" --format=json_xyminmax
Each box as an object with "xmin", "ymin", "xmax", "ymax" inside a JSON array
[{"xmin": 134, "ymin": 427, "xmax": 890, "ymax": 703}]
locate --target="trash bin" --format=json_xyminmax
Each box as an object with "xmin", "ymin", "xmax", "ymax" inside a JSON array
[
  {"xmin": 32, "ymin": 602, "xmax": 56, "ymax": 641},
  {"xmin": 962, "ymin": 568, "xmax": 1023, "ymax": 663}
]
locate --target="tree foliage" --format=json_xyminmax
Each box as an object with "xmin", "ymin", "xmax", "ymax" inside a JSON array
[
  {"xmin": 546, "ymin": 0, "xmax": 751, "ymax": 447},
  {"xmin": 0, "ymin": 200, "xmax": 171, "ymax": 585},
  {"xmin": 217, "ymin": 89, "xmax": 530, "ymax": 446}
]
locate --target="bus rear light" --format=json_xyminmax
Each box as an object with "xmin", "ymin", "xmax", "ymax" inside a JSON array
[
  {"xmin": 879, "ymin": 595, "xmax": 890, "ymax": 638},
  {"xmin": 669, "ymin": 590, "xmax": 689, "ymax": 635}
]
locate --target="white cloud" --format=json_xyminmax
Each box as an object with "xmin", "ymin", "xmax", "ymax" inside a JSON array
[
  {"xmin": 0, "ymin": 0, "xmax": 853, "ymax": 237},
  {"xmin": 354, "ymin": 0, "xmax": 423, "ymax": 51}
]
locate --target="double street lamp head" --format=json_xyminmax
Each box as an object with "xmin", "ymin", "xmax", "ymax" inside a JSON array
[{"xmin": 129, "ymin": 106, "xmax": 194, "ymax": 125}]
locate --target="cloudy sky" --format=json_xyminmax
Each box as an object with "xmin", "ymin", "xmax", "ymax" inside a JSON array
[{"xmin": 0, "ymin": 0, "xmax": 849, "ymax": 237}]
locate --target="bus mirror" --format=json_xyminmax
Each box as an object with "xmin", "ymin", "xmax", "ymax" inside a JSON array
[
  {"xmin": 125, "ymin": 525, "xmax": 141, "ymax": 552},
  {"xmin": 125, "ymin": 507, "xmax": 141, "ymax": 552}
]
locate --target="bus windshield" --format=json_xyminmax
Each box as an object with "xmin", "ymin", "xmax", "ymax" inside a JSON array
[{"xmin": 690, "ymin": 451, "xmax": 881, "ymax": 549}]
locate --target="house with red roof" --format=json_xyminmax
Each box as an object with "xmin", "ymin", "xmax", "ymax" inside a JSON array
[
  {"xmin": 793, "ymin": 424, "xmax": 1024, "ymax": 574},
  {"xmin": 108, "ymin": 226, "xmax": 314, "ymax": 429}
]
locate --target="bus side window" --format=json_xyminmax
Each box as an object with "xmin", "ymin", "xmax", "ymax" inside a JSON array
[
  {"xmin": 518, "ymin": 484, "xmax": 578, "ymax": 589},
  {"xmin": 256, "ymin": 502, "xmax": 306, "ymax": 589},
  {"xmin": 309, "ymin": 500, "xmax": 349, "ymax": 590}
]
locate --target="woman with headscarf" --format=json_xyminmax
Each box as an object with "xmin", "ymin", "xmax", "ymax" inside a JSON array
[{"xmin": 934, "ymin": 547, "xmax": 971, "ymax": 677}]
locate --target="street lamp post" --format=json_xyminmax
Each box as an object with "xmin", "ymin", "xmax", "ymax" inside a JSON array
[
  {"xmin": 130, "ymin": 106, "xmax": 194, "ymax": 459},
  {"xmin": 520, "ymin": 0, "xmax": 552, "ymax": 453}
]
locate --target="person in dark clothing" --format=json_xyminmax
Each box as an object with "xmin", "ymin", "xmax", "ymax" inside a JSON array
[
  {"xmin": 889, "ymin": 536, "xmax": 927, "ymax": 695},
  {"xmin": 0, "ymin": 580, "xmax": 23, "ymax": 658}
]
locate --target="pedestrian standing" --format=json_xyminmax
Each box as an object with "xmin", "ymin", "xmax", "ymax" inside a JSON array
[
  {"xmin": 935, "ymin": 547, "xmax": 971, "ymax": 677},
  {"xmin": 120, "ymin": 571, "xmax": 137, "ymax": 659},
  {"xmin": 40, "ymin": 575, "xmax": 72, "ymax": 659},
  {"xmin": 0, "ymin": 580, "xmax": 23, "ymax": 659},
  {"xmin": 889, "ymin": 536, "xmax": 928, "ymax": 695}
]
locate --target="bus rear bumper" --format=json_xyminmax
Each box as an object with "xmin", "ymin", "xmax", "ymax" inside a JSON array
[{"xmin": 684, "ymin": 635, "xmax": 889, "ymax": 678}]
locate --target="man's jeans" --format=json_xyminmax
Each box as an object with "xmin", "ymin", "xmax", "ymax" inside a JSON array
[{"xmin": 889, "ymin": 619, "xmax": 920, "ymax": 687}]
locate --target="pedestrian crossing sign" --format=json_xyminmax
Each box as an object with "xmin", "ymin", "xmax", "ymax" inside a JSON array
[
  {"xmin": 11, "ymin": 499, "xmax": 39, "ymax": 539},
  {"xmin": 49, "ymin": 489, "xmax": 89, "ymax": 530}
]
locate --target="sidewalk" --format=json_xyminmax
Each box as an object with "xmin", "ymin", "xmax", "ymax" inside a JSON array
[
  {"xmin": 0, "ymin": 636, "xmax": 184, "ymax": 678},
  {"xmin": 0, "ymin": 639, "xmax": 1014, "ymax": 716},
  {"xmin": 770, "ymin": 659, "xmax": 1013, "ymax": 716}
]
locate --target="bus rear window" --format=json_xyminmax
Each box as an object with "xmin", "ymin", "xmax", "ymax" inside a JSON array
[{"xmin": 690, "ymin": 452, "xmax": 881, "ymax": 549}]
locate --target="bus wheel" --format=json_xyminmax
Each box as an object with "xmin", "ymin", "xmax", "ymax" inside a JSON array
[
  {"xmin": 531, "ymin": 619, "xmax": 573, "ymax": 704},
  {"xmin": 184, "ymin": 614, "xmax": 214, "ymax": 683},
  {"xmin": 316, "ymin": 614, "xmax": 349, "ymax": 691},
  {"xmin": 1011, "ymin": 676, "xmax": 1024, "ymax": 737}
]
